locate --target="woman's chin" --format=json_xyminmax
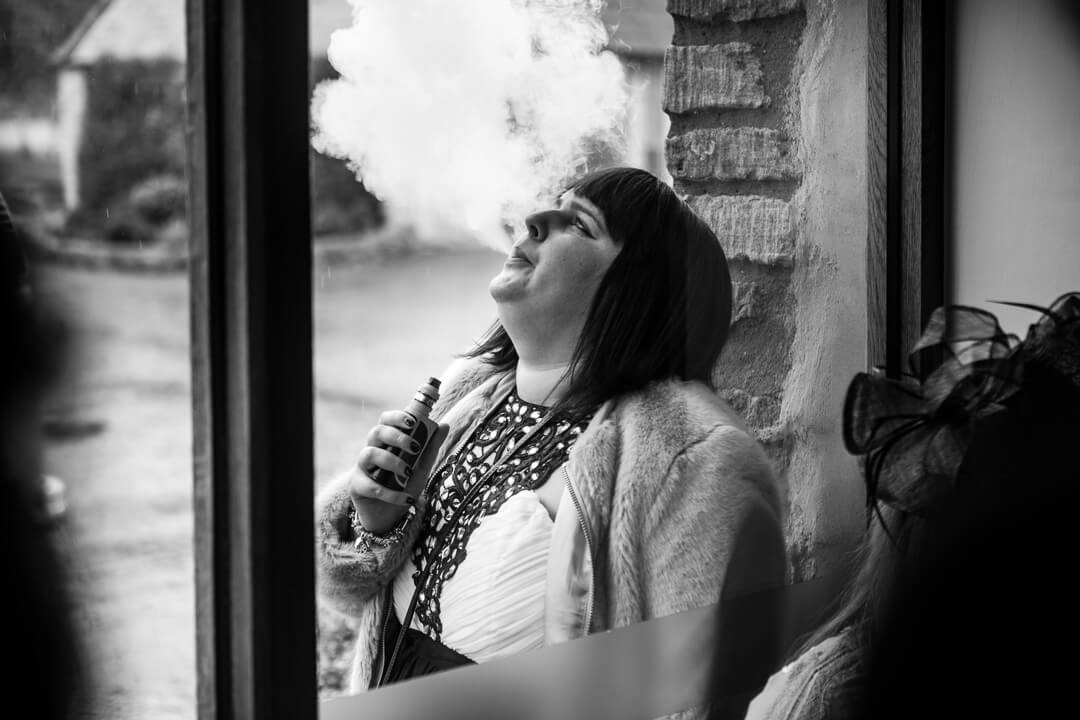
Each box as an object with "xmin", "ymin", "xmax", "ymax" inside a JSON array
[{"xmin": 489, "ymin": 267, "xmax": 531, "ymax": 303}]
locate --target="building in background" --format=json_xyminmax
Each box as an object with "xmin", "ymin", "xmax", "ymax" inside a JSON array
[
  {"xmin": 48, "ymin": 0, "xmax": 673, "ymax": 215},
  {"xmin": 601, "ymin": 0, "xmax": 673, "ymax": 181},
  {"xmin": 51, "ymin": 0, "xmax": 185, "ymax": 211}
]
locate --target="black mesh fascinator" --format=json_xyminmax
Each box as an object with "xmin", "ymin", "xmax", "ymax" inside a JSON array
[{"xmin": 843, "ymin": 292, "xmax": 1080, "ymax": 518}]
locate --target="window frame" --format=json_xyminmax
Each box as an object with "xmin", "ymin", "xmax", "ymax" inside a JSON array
[
  {"xmin": 186, "ymin": 1, "xmax": 317, "ymax": 717},
  {"xmin": 867, "ymin": 0, "xmax": 954, "ymax": 377},
  {"xmin": 180, "ymin": 1, "xmax": 918, "ymax": 716}
]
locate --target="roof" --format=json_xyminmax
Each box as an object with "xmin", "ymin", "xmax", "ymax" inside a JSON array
[
  {"xmin": 54, "ymin": 0, "xmax": 669, "ymax": 67},
  {"xmin": 52, "ymin": 0, "xmax": 349, "ymax": 66},
  {"xmin": 53, "ymin": 0, "xmax": 186, "ymax": 67}
]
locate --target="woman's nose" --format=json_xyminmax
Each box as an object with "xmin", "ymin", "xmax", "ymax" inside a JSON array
[{"xmin": 524, "ymin": 212, "xmax": 549, "ymax": 242}]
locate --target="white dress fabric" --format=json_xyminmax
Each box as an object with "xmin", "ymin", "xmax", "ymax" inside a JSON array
[{"xmin": 392, "ymin": 489, "xmax": 555, "ymax": 663}]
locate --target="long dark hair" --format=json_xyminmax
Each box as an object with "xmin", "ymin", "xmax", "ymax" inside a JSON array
[
  {"xmin": 467, "ymin": 167, "xmax": 733, "ymax": 411},
  {"xmin": 791, "ymin": 507, "xmax": 925, "ymax": 659}
]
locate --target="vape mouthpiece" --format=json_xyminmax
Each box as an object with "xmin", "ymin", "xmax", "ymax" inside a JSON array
[{"xmin": 415, "ymin": 378, "xmax": 442, "ymax": 408}]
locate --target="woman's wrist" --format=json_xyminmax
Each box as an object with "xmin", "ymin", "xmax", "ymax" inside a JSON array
[
  {"xmin": 349, "ymin": 502, "xmax": 415, "ymax": 552},
  {"xmin": 348, "ymin": 489, "xmax": 411, "ymax": 532}
]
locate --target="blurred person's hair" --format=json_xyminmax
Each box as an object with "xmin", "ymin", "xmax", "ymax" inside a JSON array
[
  {"xmin": 789, "ymin": 504, "xmax": 914, "ymax": 660},
  {"xmin": 798, "ymin": 292, "xmax": 1080, "ymax": 717},
  {"xmin": 861, "ymin": 292, "xmax": 1080, "ymax": 718},
  {"xmin": 0, "ymin": 189, "xmax": 83, "ymax": 718},
  {"xmin": 467, "ymin": 166, "xmax": 733, "ymax": 413}
]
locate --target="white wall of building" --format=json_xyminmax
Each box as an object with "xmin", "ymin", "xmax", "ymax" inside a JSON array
[{"xmin": 951, "ymin": 0, "xmax": 1080, "ymax": 334}]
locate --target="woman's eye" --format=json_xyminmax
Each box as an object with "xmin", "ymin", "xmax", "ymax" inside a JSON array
[{"xmin": 573, "ymin": 218, "xmax": 592, "ymax": 236}]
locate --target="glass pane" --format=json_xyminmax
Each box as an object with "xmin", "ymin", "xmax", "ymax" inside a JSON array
[
  {"xmin": 308, "ymin": 1, "xmax": 505, "ymax": 696},
  {"xmin": 1, "ymin": 1, "xmax": 195, "ymax": 717},
  {"xmin": 308, "ymin": 0, "xmax": 673, "ymax": 708}
]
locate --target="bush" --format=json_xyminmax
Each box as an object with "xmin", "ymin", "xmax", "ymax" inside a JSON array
[
  {"xmin": 128, "ymin": 174, "xmax": 187, "ymax": 225},
  {"xmin": 79, "ymin": 60, "xmax": 187, "ymax": 217},
  {"xmin": 310, "ymin": 57, "xmax": 384, "ymax": 237},
  {"xmin": 86, "ymin": 175, "xmax": 189, "ymax": 246},
  {"xmin": 67, "ymin": 55, "xmax": 383, "ymax": 241},
  {"xmin": 102, "ymin": 204, "xmax": 154, "ymax": 246},
  {"xmin": 317, "ymin": 606, "xmax": 357, "ymax": 696},
  {"xmin": 311, "ymin": 149, "xmax": 384, "ymax": 235}
]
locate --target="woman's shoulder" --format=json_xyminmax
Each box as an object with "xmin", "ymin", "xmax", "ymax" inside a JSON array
[
  {"xmin": 785, "ymin": 627, "xmax": 861, "ymax": 676},
  {"xmin": 746, "ymin": 628, "xmax": 864, "ymax": 720},
  {"xmin": 610, "ymin": 379, "xmax": 781, "ymax": 508},
  {"xmin": 616, "ymin": 379, "xmax": 760, "ymax": 456}
]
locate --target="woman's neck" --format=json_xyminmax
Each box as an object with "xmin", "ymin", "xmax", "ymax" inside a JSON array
[{"xmin": 514, "ymin": 359, "xmax": 572, "ymax": 407}]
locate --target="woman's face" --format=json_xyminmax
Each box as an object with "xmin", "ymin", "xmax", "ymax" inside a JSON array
[{"xmin": 489, "ymin": 191, "xmax": 620, "ymax": 342}]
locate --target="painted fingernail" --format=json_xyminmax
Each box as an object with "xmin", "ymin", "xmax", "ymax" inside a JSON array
[
  {"xmin": 410, "ymin": 440, "xmax": 421, "ymax": 453},
  {"xmin": 403, "ymin": 416, "xmax": 416, "ymax": 428}
]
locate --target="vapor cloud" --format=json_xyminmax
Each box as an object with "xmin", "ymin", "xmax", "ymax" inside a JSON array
[{"xmin": 311, "ymin": 0, "xmax": 628, "ymax": 249}]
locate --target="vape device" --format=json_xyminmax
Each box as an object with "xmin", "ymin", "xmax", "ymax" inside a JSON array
[{"xmin": 372, "ymin": 377, "xmax": 441, "ymax": 490}]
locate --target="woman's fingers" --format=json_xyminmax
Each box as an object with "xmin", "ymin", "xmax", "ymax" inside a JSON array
[
  {"xmin": 378, "ymin": 410, "xmax": 419, "ymax": 433},
  {"xmin": 356, "ymin": 445, "xmax": 412, "ymax": 482},
  {"xmin": 365, "ymin": 423, "xmax": 421, "ymax": 454},
  {"xmin": 410, "ymin": 422, "xmax": 450, "ymax": 493},
  {"xmin": 349, "ymin": 459, "xmax": 415, "ymax": 507},
  {"xmin": 351, "ymin": 412, "xmax": 445, "ymax": 508}
]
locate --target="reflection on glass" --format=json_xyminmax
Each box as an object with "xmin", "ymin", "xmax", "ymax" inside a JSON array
[
  {"xmin": 1, "ymin": 0, "xmax": 194, "ymax": 717},
  {"xmin": 309, "ymin": 4, "xmax": 784, "ymax": 715}
]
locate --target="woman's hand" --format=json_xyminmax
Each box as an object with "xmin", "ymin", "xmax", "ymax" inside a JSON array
[{"xmin": 349, "ymin": 410, "xmax": 449, "ymax": 535}]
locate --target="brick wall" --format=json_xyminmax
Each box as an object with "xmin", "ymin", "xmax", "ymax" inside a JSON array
[
  {"xmin": 665, "ymin": 0, "xmax": 807, "ymax": 504},
  {"xmin": 665, "ymin": 0, "xmax": 867, "ymax": 581}
]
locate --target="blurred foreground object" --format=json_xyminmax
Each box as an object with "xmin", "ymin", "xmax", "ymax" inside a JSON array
[
  {"xmin": 41, "ymin": 473, "xmax": 68, "ymax": 524},
  {"xmin": 862, "ymin": 291, "xmax": 1080, "ymax": 719},
  {"xmin": 746, "ymin": 291, "xmax": 1080, "ymax": 720},
  {"xmin": 1, "ymin": 188, "xmax": 86, "ymax": 714}
]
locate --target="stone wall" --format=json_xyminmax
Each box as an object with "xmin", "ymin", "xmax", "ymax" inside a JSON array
[{"xmin": 665, "ymin": 0, "xmax": 868, "ymax": 581}]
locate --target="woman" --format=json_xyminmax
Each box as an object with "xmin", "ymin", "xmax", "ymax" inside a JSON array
[
  {"xmin": 316, "ymin": 167, "xmax": 786, "ymax": 702},
  {"xmin": 745, "ymin": 292, "xmax": 1080, "ymax": 720}
]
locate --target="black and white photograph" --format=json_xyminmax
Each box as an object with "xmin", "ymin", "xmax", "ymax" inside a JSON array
[{"xmin": 1, "ymin": 0, "xmax": 1077, "ymax": 718}]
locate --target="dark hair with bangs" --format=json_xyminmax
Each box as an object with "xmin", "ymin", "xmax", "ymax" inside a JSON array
[{"xmin": 466, "ymin": 166, "xmax": 733, "ymax": 412}]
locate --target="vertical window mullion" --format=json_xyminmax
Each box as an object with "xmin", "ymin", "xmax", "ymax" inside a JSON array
[
  {"xmin": 187, "ymin": 1, "xmax": 316, "ymax": 718},
  {"xmin": 867, "ymin": 0, "xmax": 950, "ymax": 378}
]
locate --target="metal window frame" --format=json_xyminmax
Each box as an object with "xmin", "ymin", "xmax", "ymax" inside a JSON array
[{"xmin": 186, "ymin": 1, "xmax": 316, "ymax": 717}]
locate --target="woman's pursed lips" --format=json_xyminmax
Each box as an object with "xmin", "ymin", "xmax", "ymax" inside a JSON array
[{"xmin": 507, "ymin": 247, "xmax": 534, "ymax": 265}]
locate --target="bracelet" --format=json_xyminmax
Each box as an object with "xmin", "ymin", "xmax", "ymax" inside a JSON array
[{"xmin": 350, "ymin": 503, "xmax": 416, "ymax": 552}]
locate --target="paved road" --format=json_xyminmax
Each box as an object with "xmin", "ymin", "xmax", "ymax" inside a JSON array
[{"xmin": 37, "ymin": 247, "xmax": 503, "ymax": 719}]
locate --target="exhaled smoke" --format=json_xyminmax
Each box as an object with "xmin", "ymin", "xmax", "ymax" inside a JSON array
[{"xmin": 311, "ymin": 0, "xmax": 628, "ymax": 249}]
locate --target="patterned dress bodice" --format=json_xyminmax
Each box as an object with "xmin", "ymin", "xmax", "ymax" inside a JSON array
[{"xmin": 404, "ymin": 389, "xmax": 592, "ymax": 642}]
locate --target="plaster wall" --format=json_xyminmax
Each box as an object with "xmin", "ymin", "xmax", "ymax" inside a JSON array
[
  {"xmin": 782, "ymin": 0, "xmax": 867, "ymax": 577},
  {"xmin": 951, "ymin": 0, "xmax": 1080, "ymax": 334},
  {"xmin": 57, "ymin": 68, "xmax": 87, "ymax": 210}
]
